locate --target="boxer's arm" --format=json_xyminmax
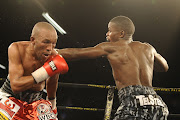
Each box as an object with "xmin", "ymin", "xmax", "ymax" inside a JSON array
[
  {"xmin": 46, "ymin": 74, "xmax": 59, "ymax": 110},
  {"xmin": 56, "ymin": 43, "xmax": 108, "ymax": 61},
  {"xmin": 145, "ymin": 42, "xmax": 168, "ymax": 72},
  {"xmin": 151, "ymin": 45, "xmax": 169, "ymax": 72},
  {"xmin": 8, "ymin": 43, "xmax": 35, "ymax": 94},
  {"xmin": 46, "ymin": 74, "xmax": 59, "ymax": 100},
  {"xmin": 45, "ymin": 50, "xmax": 60, "ymax": 110},
  {"xmin": 154, "ymin": 52, "xmax": 169, "ymax": 72},
  {"xmin": 46, "ymin": 50, "xmax": 59, "ymax": 99}
]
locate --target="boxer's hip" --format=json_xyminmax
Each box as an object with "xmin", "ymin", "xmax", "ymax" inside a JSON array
[
  {"xmin": 117, "ymin": 85, "xmax": 167, "ymax": 107},
  {"xmin": 0, "ymin": 77, "xmax": 44, "ymax": 103}
]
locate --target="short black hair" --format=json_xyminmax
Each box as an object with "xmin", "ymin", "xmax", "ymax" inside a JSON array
[{"xmin": 110, "ymin": 16, "xmax": 135, "ymax": 35}]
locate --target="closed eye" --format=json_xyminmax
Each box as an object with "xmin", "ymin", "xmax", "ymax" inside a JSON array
[{"xmin": 43, "ymin": 39, "xmax": 51, "ymax": 44}]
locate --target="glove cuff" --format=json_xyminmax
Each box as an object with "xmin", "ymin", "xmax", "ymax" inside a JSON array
[{"xmin": 32, "ymin": 67, "xmax": 49, "ymax": 83}]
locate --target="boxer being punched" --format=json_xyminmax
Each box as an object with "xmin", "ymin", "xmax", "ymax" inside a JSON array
[
  {"xmin": 0, "ymin": 22, "xmax": 68, "ymax": 120},
  {"xmin": 57, "ymin": 16, "xmax": 169, "ymax": 120}
]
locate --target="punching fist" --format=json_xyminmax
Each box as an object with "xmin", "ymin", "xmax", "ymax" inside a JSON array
[
  {"xmin": 44, "ymin": 55, "xmax": 69, "ymax": 75},
  {"xmin": 32, "ymin": 55, "xmax": 69, "ymax": 83}
]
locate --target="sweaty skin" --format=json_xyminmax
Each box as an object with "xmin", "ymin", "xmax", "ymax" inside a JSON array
[
  {"xmin": 57, "ymin": 21, "xmax": 168, "ymax": 90},
  {"xmin": 8, "ymin": 22, "xmax": 59, "ymax": 99}
]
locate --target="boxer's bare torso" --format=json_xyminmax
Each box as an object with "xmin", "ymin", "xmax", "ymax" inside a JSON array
[
  {"xmin": 8, "ymin": 41, "xmax": 57, "ymax": 93},
  {"xmin": 104, "ymin": 41, "xmax": 154, "ymax": 90},
  {"xmin": 58, "ymin": 40, "xmax": 168, "ymax": 90}
]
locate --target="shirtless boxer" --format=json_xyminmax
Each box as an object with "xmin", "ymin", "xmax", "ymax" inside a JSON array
[
  {"xmin": 0, "ymin": 22, "xmax": 68, "ymax": 120},
  {"xmin": 57, "ymin": 16, "xmax": 169, "ymax": 120}
]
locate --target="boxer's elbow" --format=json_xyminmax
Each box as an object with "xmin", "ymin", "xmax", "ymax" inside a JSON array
[
  {"xmin": 154, "ymin": 54, "xmax": 169, "ymax": 72},
  {"xmin": 11, "ymin": 81, "xmax": 23, "ymax": 94},
  {"xmin": 11, "ymin": 86, "xmax": 21, "ymax": 94},
  {"xmin": 154, "ymin": 62, "xmax": 169, "ymax": 72},
  {"xmin": 161, "ymin": 60, "xmax": 169, "ymax": 72},
  {"xmin": 164, "ymin": 63, "xmax": 169, "ymax": 72}
]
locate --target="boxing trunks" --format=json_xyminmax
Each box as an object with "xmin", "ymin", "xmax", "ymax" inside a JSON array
[
  {"xmin": 113, "ymin": 85, "xmax": 169, "ymax": 120},
  {"xmin": 1, "ymin": 78, "xmax": 44, "ymax": 104},
  {"xmin": 0, "ymin": 77, "xmax": 58, "ymax": 120}
]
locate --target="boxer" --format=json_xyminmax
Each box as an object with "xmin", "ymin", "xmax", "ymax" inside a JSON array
[
  {"xmin": 57, "ymin": 16, "xmax": 169, "ymax": 120},
  {"xmin": 0, "ymin": 22, "xmax": 68, "ymax": 120}
]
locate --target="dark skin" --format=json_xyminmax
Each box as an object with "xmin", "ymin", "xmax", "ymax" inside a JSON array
[
  {"xmin": 57, "ymin": 22, "xmax": 168, "ymax": 90},
  {"xmin": 8, "ymin": 22, "xmax": 59, "ymax": 100}
]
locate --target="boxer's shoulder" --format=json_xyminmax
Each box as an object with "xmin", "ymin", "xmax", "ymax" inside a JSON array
[
  {"xmin": 9, "ymin": 41, "xmax": 30, "ymax": 48},
  {"xmin": 8, "ymin": 41, "xmax": 30, "ymax": 55}
]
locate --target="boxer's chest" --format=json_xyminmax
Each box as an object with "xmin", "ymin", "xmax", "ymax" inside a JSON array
[{"xmin": 22, "ymin": 54, "xmax": 43, "ymax": 76}]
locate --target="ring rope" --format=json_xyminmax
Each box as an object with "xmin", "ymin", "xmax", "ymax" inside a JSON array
[
  {"xmin": 0, "ymin": 78, "xmax": 179, "ymax": 118},
  {"xmin": 0, "ymin": 78, "xmax": 180, "ymax": 92},
  {"xmin": 58, "ymin": 82, "xmax": 180, "ymax": 93},
  {"xmin": 0, "ymin": 78, "xmax": 5, "ymax": 81},
  {"xmin": 57, "ymin": 106, "xmax": 115, "ymax": 112},
  {"xmin": 57, "ymin": 106, "xmax": 180, "ymax": 118},
  {"xmin": 58, "ymin": 82, "xmax": 112, "ymax": 89}
]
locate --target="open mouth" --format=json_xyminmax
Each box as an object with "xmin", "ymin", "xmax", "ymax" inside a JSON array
[
  {"xmin": 43, "ymin": 54, "xmax": 50, "ymax": 60},
  {"xmin": 44, "ymin": 54, "xmax": 49, "ymax": 57}
]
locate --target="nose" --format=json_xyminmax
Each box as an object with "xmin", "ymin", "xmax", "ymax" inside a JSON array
[
  {"xmin": 46, "ymin": 43, "xmax": 53, "ymax": 52},
  {"xmin": 106, "ymin": 31, "xmax": 109, "ymax": 36}
]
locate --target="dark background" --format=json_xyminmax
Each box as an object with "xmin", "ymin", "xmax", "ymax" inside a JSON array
[{"xmin": 0, "ymin": 0, "xmax": 180, "ymax": 120}]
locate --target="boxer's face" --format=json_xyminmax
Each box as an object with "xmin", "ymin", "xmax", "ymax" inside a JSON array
[
  {"xmin": 32, "ymin": 29, "xmax": 57, "ymax": 62},
  {"xmin": 106, "ymin": 22, "xmax": 124, "ymax": 42}
]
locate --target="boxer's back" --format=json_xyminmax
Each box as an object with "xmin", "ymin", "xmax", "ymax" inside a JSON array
[{"xmin": 106, "ymin": 41, "xmax": 154, "ymax": 90}]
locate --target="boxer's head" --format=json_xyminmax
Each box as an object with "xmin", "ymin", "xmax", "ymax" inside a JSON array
[
  {"xmin": 106, "ymin": 16, "xmax": 135, "ymax": 42},
  {"xmin": 30, "ymin": 22, "xmax": 58, "ymax": 61}
]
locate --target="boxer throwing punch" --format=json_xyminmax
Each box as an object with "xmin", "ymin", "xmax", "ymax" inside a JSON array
[
  {"xmin": 0, "ymin": 22, "xmax": 68, "ymax": 120},
  {"xmin": 57, "ymin": 16, "xmax": 169, "ymax": 120}
]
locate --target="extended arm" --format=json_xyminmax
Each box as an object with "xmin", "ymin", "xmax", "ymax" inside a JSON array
[{"xmin": 56, "ymin": 43, "xmax": 108, "ymax": 61}]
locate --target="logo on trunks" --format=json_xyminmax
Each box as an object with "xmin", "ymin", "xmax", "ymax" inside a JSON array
[
  {"xmin": 49, "ymin": 61, "xmax": 57, "ymax": 71},
  {"xmin": 37, "ymin": 103, "xmax": 56, "ymax": 120},
  {"xmin": 136, "ymin": 95, "xmax": 164, "ymax": 107},
  {"xmin": 0, "ymin": 97, "xmax": 20, "ymax": 119}
]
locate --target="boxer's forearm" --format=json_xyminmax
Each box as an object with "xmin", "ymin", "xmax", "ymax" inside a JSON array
[
  {"xmin": 57, "ymin": 48, "xmax": 85, "ymax": 61},
  {"xmin": 46, "ymin": 75, "xmax": 59, "ymax": 110},
  {"xmin": 154, "ymin": 53, "xmax": 169, "ymax": 72},
  {"xmin": 46, "ymin": 74, "xmax": 59, "ymax": 99},
  {"xmin": 10, "ymin": 76, "xmax": 35, "ymax": 94},
  {"xmin": 57, "ymin": 47, "xmax": 106, "ymax": 61}
]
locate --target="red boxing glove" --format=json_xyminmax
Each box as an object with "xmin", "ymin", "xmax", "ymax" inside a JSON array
[
  {"xmin": 32, "ymin": 55, "xmax": 69, "ymax": 83},
  {"xmin": 44, "ymin": 55, "xmax": 69, "ymax": 76}
]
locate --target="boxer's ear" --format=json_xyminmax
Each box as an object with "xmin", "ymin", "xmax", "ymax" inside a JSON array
[
  {"xmin": 119, "ymin": 30, "xmax": 125, "ymax": 38},
  {"xmin": 30, "ymin": 36, "xmax": 35, "ymax": 45}
]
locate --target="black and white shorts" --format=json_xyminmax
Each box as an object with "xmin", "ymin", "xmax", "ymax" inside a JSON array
[{"xmin": 113, "ymin": 85, "xmax": 169, "ymax": 120}]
